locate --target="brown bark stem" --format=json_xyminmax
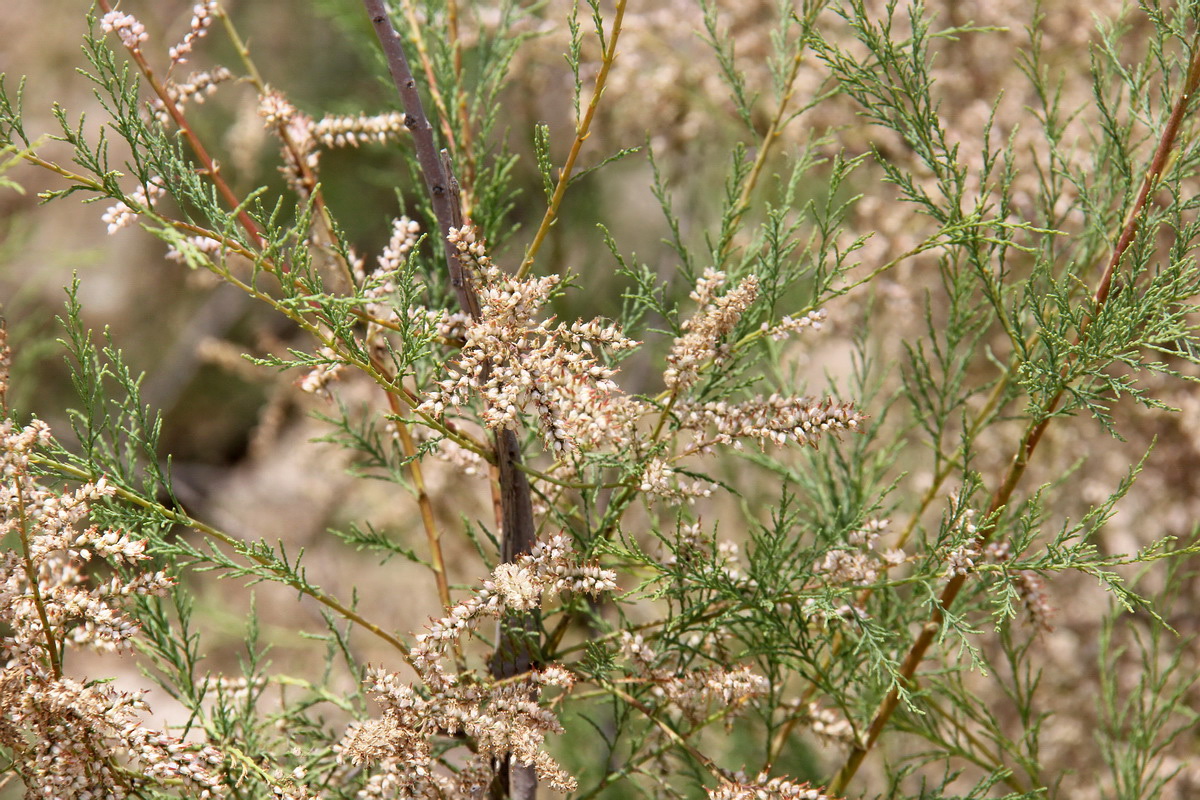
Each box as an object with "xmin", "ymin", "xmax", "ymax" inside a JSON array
[{"xmin": 363, "ymin": 4, "xmax": 539, "ymax": 797}]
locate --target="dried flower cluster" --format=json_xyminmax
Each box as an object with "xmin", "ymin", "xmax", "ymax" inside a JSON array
[
  {"xmin": 942, "ymin": 506, "xmax": 982, "ymax": 578},
  {"xmin": 165, "ymin": 232, "xmax": 226, "ymax": 266},
  {"xmin": 708, "ymin": 773, "xmax": 836, "ymax": 800},
  {"xmin": 153, "ymin": 67, "xmax": 234, "ymax": 123},
  {"xmin": 377, "ymin": 216, "xmax": 422, "ymax": 273},
  {"xmin": 637, "ymin": 456, "xmax": 717, "ymax": 500},
  {"xmin": 256, "ymin": 89, "xmax": 412, "ymax": 196},
  {"xmin": 661, "ymin": 520, "xmax": 711, "ymax": 567},
  {"xmin": 256, "ymin": 89, "xmax": 320, "ymax": 195},
  {"xmin": 1012, "ymin": 568, "xmax": 1054, "ymax": 631},
  {"xmin": 759, "ymin": 309, "xmax": 826, "ymax": 341},
  {"xmin": 619, "ymin": 632, "xmax": 769, "ymax": 724},
  {"xmin": 419, "ymin": 231, "xmax": 862, "ymax": 471},
  {"xmin": 665, "ymin": 268, "xmax": 761, "ymax": 391},
  {"xmin": 985, "ymin": 542, "xmax": 1055, "ymax": 631},
  {"xmin": 337, "ymin": 533, "xmax": 616, "ymax": 795},
  {"xmin": 676, "ymin": 529, "xmax": 751, "ymax": 585},
  {"xmin": 659, "ymin": 664, "xmax": 769, "ymax": 723},
  {"xmin": 296, "ymin": 346, "xmax": 345, "ymax": 398},
  {"xmin": 411, "ymin": 533, "xmax": 616, "ymax": 672},
  {"xmin": 313, "ymin": 111, "xmax": 409, "ymax": 148},
  {"xmin": 420, "ymin": 226, "xmax": 644, "ymax": 453},
  {"xmin": 674, "ymin": 395, "xmax": 861, "ymax": 453},
  {"xmin": 797, "ymin": 701, "xmax": 857, "ymax": 748},
  {"xmin": 257, "ymin": 89, "xmax": 299, "ymax": 128},
  {"xmin": 0, "ymin": 345, "xmax": 227, "ymax": 798},
  {"xmin": 814, "ymin": 518, "xmax": 905, "ymax": 588},
  {"xmin": 356, "ymin": 216, "xmax": 470, "ymax": 338}
]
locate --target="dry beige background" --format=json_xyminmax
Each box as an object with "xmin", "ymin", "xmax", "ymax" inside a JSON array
[{"xmin": 3, "ymin": 1, "xmax": 1200, "ymax": 798}]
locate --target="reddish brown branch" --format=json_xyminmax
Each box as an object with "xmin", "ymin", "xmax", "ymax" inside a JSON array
[
  {"xmin": 829, "ymin": 30, "xmax": 1200, "ymax": 797},
  {"xmin": 96, "ymin": 0, "xmax": 265, "ymax": 250}
]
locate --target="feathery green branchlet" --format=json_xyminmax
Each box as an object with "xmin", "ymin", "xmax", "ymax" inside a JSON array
[{"xmin": 2, "ymin": 1, "xmax": 1200, "ymax": 799}]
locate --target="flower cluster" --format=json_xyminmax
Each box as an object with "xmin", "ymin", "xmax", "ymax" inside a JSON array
[
  {"xmin": 760, "ymin": 309, "xmax": 827, "ymax": 341},
  {"xmin": 314, "ymin": 111, "xmax": 409, "ymax": 148},
  {"xmin": 942, "ymin": 505, "xmax": 981, "ymax": 578},
  {"xmin": 417, "ymin": 235, "xmax": 862, "ymax": 478},
  {"xmin": 152, "ymin": 66, "xmax": 234, "ymax": 124},
  {"xmin": 796, "ymin": 701, "xmax": 857, "ymax": 747},
  {"xmin": 985, "ymin": 542, "xmax": 1054, "ymax": 631},
  {"xmin": 664, "ymin": 268, "xmax": 760, "ymax": 391},
  {"xmin": 258, "ymin": 89, "xmax": 298, "ymax": 127},
  {"xmin": 660, "ymin": 665, "xmax": 769, "ymax": 723},
  {"xmin": 346, "ymin": 217, "xmax": 475, "ymax": 363},
  {"xmin": 661, "ymin": 520, "xmax": 711, "ymax": 567},
  {"xmin": 296, "ymin": 346, "xmax": 345, "ymax": 399},
  {"xmin": 100, "ymin": 10, "xmax": 148, "ymax": 52},
  {"xmin": 0, "ymin": 349, "xmax": 227, "ymax": 798},
  {"xmin": 708, "ymin": 774, "xmax": 836, "ymax": 800},
  {"xmin": 257, "ymin": 89, "xmax": 320, "ymax": 195},
  {"xmin": 420, "ymin": 226, "xmax": 644, "ymax": 453},
  {"xmin": 675, "ymin": 394, "xmax": 862, "ymax": 453},
  {"xmin": 101, "ymin": 177, "xmax": 165, "ymax": 235},
  {"xmin": 396, "ymin": 422, "xmax": 488, "ymax": 477},
  {"xmin": 165, "ymin": 232, "xmax": 226, "ymax": 266},
  {"xmin": 377, "ymin": 216, "xmax": 422, "ymax": 273},
  {"xmin": 169, "ymin": 1, "xmax": 219, "ymax": 64},
  {"xmin": 637, "ymin": 456, "xmax": 717, "ymax": 500},
  {"xmin": 1013, "ymin": 568, "xmax": 1054, "ymax": 631},
  {"xmin": 813, "ymin": 518, "xmax": 905, "ymax": 588},
  {"xmin": 337, "ymin": 533, "xmax": 615, "ymax": 795},
  {"xmin": 412, "ymin": 533, "xmax": 617, "ymax": 673},
  {"xmin": 620, "ymin": 632, "xmax": 769, "ymax": 724},
  {"xmin": 257, "ymin": 93, "xmax": 412, "ymax": 193}
]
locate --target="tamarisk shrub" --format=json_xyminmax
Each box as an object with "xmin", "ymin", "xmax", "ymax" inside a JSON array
[{"xmin": 2, "ymin": 1, "xmax": 1200, "ymax": 799}]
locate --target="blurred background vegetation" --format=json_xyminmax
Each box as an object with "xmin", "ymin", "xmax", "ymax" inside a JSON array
[{"xmin": 3, "ymin": 1, "xmax": 1200, "ymax": 798}]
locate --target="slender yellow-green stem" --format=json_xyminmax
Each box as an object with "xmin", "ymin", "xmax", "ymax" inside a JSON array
[
  {"xmin": 10, "ymin": 469, "xmax": 62, "ymax": 679},
  {"xmin": 516, "ymin": 0, "xmax": 628, "ymax": 280},
  {"xmin": 719, "ymin": 0, "xmax": 828, "ymax": 261},
  {"xmin": 376, "ymin": 357, "xmax": 453, "ymax": 612},
  {"xmin": 918, "ymin": 691, "xmax": 1036, "ymax": 796}
]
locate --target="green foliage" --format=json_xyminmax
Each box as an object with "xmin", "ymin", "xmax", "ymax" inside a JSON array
[{"xmin": 2, "ymin": 1, "xmax": 1200, "ymax": 799}]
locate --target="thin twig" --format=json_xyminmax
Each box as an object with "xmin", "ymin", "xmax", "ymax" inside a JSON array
[
  {"xmin": 95, "ymin": 0, "xmax": 264, "ymax": 250},
  {"xmin": 218, "ymin": 10, "xmax": 354, "ymax": 290},
  {"xmin": 10, "ymin": 470, "xmax": 62, "ymax": 678},
  {"xmin": 442, "ymin": 0, "xmax": 477, "ymax": 216},
  {"xmin": 376, "ymin": 358, "xmax": 453, "ymax": 612},
  {"xmin": 720, "ymin": 0, "xmax": 827, "ymax": 259},
  {"xmin": 516, "ymin": 0, "xmax": 628, "ymax": 280}
]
